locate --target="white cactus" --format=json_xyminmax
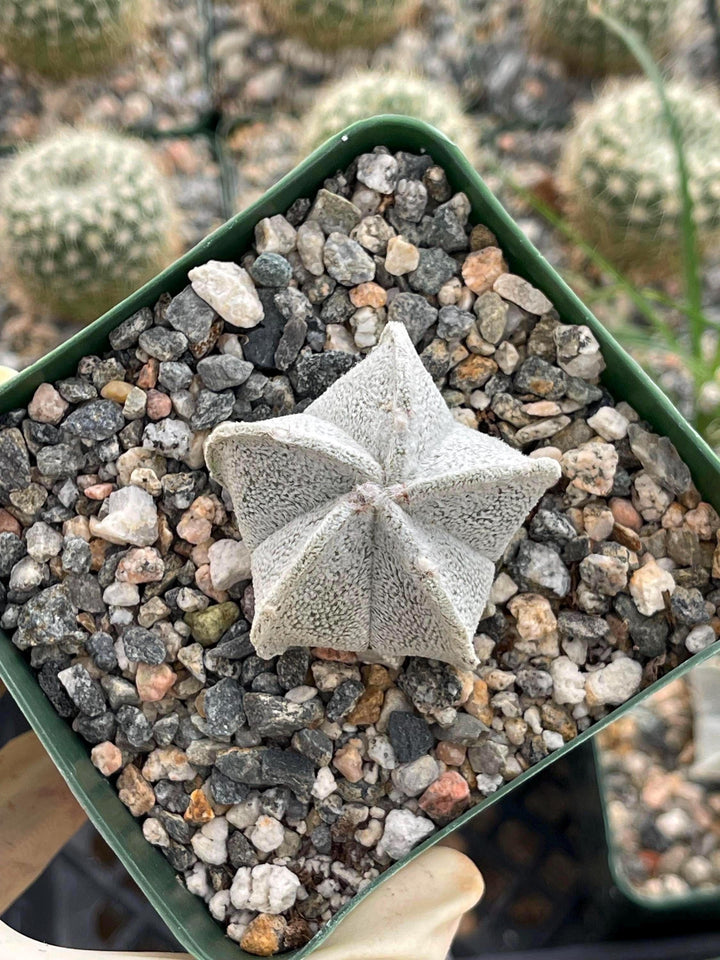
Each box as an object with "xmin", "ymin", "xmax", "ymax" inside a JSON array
[{"xmin": 206, "ymin": 322, "xmax": 560, "ymax": 669}]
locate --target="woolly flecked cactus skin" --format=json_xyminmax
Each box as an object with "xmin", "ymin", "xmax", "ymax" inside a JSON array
[
  {"xmin": 0, "ymin": 130, "xmax": 177, "ymax": 323},
  {"xmin": 205, "ymin": 322, "xmax": 560, "ymax": 669},
  {"xmin": 259, "ymin": 0, "xmax": 420, "ymax": 51},
  {"xmin": 0, "ymin": 0, "xmax": 143, "ymax": 80},
  {"xmin": 301, "ymin": 71, "xmax": 477, "ymax": 161},
  {"xmin": 525, "ymin": 0, "xmax": 682, "ymax": 76},
  {"xmin": 560, "ymin": 79, "xmax": 720, "ymax": 276}
]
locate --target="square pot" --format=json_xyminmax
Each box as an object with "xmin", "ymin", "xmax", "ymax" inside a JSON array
[
  {"xmin": 593, "ymin": 711, "xmax": 720, "ymax": 925},
  {"xmin": 0, "ymin": 116, "xmax": 719, "ymax": 959}
]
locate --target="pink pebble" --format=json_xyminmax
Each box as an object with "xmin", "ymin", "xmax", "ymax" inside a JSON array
[
  {"xmin": 136, "ymin": 663, "xmax": 177, "ymax": 702},
  {"xmin": 0, "ymin": 508, "xmax": 22, "ymax": 537},
  {"xmin": 610, "ymin": 497, "xmax": 643, "ymax": 532},
  {"xmin": 28, "ymin": 383, "xmax": 68, "ymax": 425},
  {"xmin": 91, "ymin": 740, "xmax": 123, "ymax": 776},
  {"xmin": 84, "ymin": 483, "xmax": 115, "ymax": 501},
  {"xmin": 418, "ymin": 771, "xmax": 470, "ymax": 821},
  {"xmin": 191, "ymin": 540, "xmax": 213, "ymax": 566},
  {"xmin": 137, "ymin": 359, "xmax": 158, "ymax": 390},
  {"xmin": 333, "ymin": 742, "xmax": 364, "ymax": 782},
  {"xmin": 116, "ymin": 547, "xmax": 165, "ymax": 583},
  {"xmin": 146, "ymin": 389, "xmax": 173, "ymax": 420},
  {"xmin": 311, "ymin": 647, "xmax": 358, "ymax": 663},
  {"xmin": 177, "ymin": 496, "xmax": 216, "ymax": 544},
  {"xmin": 195, "ymin": 563, "xmax": 228, "ymax": 603}
]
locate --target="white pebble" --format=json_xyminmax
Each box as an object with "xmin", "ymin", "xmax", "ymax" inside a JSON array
[
  {"xmin": 376, "ymin": 808, "xmax": 434, "ymax": 861},
  {"xmin": 189, "ymin": 260, "xmax": 264, "ymax": 329},
  {"xmin": 91, "ymin": 485, "xmax": 158, "ymax": 547},
  {"xmin": 230, "ymin": 864, "xmax": 300, "ymax": 913},
  {"xmin": 686, "ymin": 624, "xmax": 716, "ymax": 652},
  {"xmin": 208, "ymin": 538, "xmax": 251, "ymax": 591},
  {"xmin": 312, "ymin": 766, "xmax": 337, "ymax": 800},
  {"xmin": 585, "ymin": 657, "xmax": 642, "ymax": 706},
  {"xmin": 587, "ymin": 406, "xmax": 629, "ymax": 441},
  {"xmin": 551, "ymin": 656, "xmax": 586, "ymax": 705},
  {"xmin": 249, "ymin": 815, "xmax": 285, "ymax": 853},
  {"xmin": 191, "ymin": 816, "xmax": 229, "ymax": 866}
]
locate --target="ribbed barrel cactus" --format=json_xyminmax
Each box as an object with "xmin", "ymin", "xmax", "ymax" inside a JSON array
[
  {"xmin": 560, "ymin": 79, "xmax": 720, "ymax": 276},
  {"xmin": 0, "ymin": 0, "xmax": 142, "ymax": 79},
  {"xmin": 258, "ymin": 0, "xmax": 419, "ymax": 51},
  {"xmin": 301, "ymin": 71, "xmax": 477, "ymax": 160},
  {"xmin": 0, "ymin": 130, "xmax": 177, "ymax": 323},
  {"xmin": 205, "ymin": 322, "xmax": 560, "ymax": 669},
  {"xmin": 525, "ymin": 0, "xmax": 683, "ymax": 75}
]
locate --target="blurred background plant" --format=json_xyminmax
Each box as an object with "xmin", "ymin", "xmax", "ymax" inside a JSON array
[
  {"xmin": 0, "ymin": 0, "xmax": 148, "ymax": 80},
  {"xmin": 508, "ymin": 3, "xmax": 720, "ymax": 446}
]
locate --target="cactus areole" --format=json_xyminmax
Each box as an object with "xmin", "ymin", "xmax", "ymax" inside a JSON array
[{"xmin": 205, "ymin": 321, "xmax": 560, "ymax": 668}]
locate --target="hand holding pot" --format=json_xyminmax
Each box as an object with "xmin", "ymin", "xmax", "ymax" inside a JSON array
[{"xmin": 0, "ymin": 787, "xmax": 483, "ymax": 960}]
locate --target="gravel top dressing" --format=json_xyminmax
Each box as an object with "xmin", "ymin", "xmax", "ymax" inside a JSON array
[{"xmin": 0, "ymin": 145, "xmax": 718, "ymax": 956}]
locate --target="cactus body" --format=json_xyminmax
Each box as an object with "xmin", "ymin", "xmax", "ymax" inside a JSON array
[
  {"xmin": 526, "ymin": 0, "xmax": 685, "ymax": 75},
  {"xmin": 258, "ymin": 0, "xmax": 420, "ymax": 51},
  {"xmin": 560, "ymin": 79, "xmax": 720, "ymax": 275},
  {"xmin": 1, "ymin": 130, "xmax": 177, "ymax": 323},
  {"xmin": 0, "ymin": 0, "xmax": 143, "ymax": 80},
  {"xmin": 301, "ymin": 71, "xmax": 477, "ymax": 160}
]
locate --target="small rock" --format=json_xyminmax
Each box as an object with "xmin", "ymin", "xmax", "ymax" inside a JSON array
[
  {"xmin": 494, "ymin": 273, "xmax": 553, "ymax": 314},
  {"xmin": 387, "ymin": 710, "xmax": 433, "ymax": 763},
  {"xmin": 123, "ymin": 625, "xmax": 166, "ymax": 664},
  {"xmin": 629, "ymin": 558, "xmax": 675, "ymax": 616},
  {"xmin": 376, "ymin": 808, "xmax": 434, "ymax": 860},
  {"xmin": 91, "ymin": 486, "xmax": 158, "ymax": 547},
  {"xmin": 91, "ymin": 741, "xmax": 123, "ymax": 776},
  {"xmin": 117, "ymin": 764, "xmax": 155, "ymax": 816},
  {"xmin": 254, "ymin": 215, "xmax": 297, "ymax": 255},
  {"xmin": 28, "ymin": 384, "xmax": 68, "ymax": 424},
  {"xmin": 385, "ymin": 235, "xmax": 420, "ymax": 276},
  {"xmin": 418, "ymin": 771, "xmax": 470, "ymax": 821},
  {"xmin": 462, "ymin": 247, "xmax": 507, "ymax": 294},
  {"xmin": 585, "ymin": 658, "xmax": 642, "ymax": 706},
  {"xmin": 323, "ymin": 233, "xmax": 375, "ymax": 286}
]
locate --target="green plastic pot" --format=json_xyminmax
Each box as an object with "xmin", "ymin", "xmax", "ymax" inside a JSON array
[
  {"xmin": 0, "ymin": 116, "xmax": 719, "ymax": 958},
  {"xmin": 593, "ymin": 681, "xmax": 720, "ymax": 924}
]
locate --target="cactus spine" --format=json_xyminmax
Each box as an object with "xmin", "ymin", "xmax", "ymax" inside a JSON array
[
  {"xmin": 258, "ymin": 0, "xmax": 420, "ymax": 51},
  {"xmin": 301, "ymin": 71, "xmax": 477, "ymax": 161},
  {"xmin": 526, "ymin": 0, "xmax": 683, "ymax": 75},
  {"xmin": 1, "ymin": 130, "xmax": 177, "ymax": 323},
  {"xmin": 560, "ymin": 79, "xmax": 720, "ymax": 275},
  {"xmin": 0, "ymin": 0, "xmax": 144, "ymax": 80}
]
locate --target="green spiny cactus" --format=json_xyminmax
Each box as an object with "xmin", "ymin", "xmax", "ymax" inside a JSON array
[
  {"xmin": 525, "ymin": 0, "xmax": 683, "ymax": 75},
  {"xmin": 301, "ymin": 71, "xmax": 477, "ymax": 161},
  {"xmin": 560, "ymin": 79, "xmax": 720, "ymax": 276},
  {"xmin": 258, "ymin": 0, "xmax": 420, "ymax": 51},
  {"xmin": 0, "ymin": 130, "xmax": 177, "ymax": 323},
  {"xmin": 0, "ymin": 0, "xmax": 144, "ymax": 80}
]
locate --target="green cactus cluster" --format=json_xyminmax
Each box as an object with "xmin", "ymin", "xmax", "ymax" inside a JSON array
[
  {"xmin": 525, "ymin": 0, "xmax": 682, "ymax": 75},
  {"xmin": 560, "ymin": 79, "xmax": 720, "ymax": 275},
  {"xmin": 301, "ymin": 71, "xmax": 477, "ymax": 161},
  {"xmin": 258, "ymin": 0, "xmax": 420, "ymax": 52},
  {"xmin": 0, "ymin": 130, "xmax": 177, "ymax": 323},
  {"xmin": 0, "ymin": 0, "xmax": 143, "ymax": 80}
]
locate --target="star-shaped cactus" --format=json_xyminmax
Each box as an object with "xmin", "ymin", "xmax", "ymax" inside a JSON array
[{"xmin": 205, "ymin": 322, "xmax": 561, "ymax": 668}]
